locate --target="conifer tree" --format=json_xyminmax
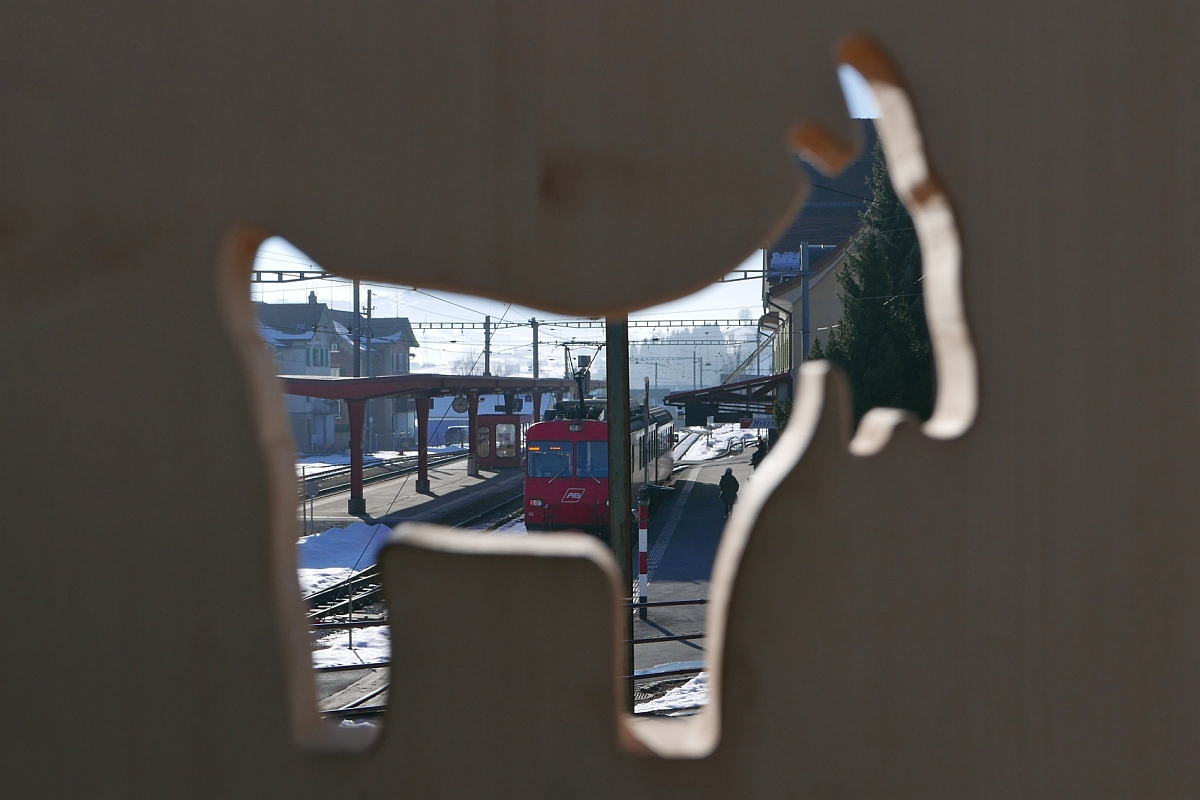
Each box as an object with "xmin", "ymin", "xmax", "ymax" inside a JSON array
[{"xmin": 817, "ymin": 141, "xmax": 932, "ymax": 422}]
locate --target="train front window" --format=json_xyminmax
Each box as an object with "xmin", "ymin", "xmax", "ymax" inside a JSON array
[
  {"xmin": 577, "ymin": 441, "xmax": 608, "ymax": 480},
  {"xmin": 527, "ymin": 441, "xmax": 573, "ymax": 479}
]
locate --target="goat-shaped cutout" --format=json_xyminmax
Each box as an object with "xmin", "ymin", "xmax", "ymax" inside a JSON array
[
  {"xmin": 7, "ymin": 4, "xmax": 1195, "ymax": 796},
  {"xmin": 219, "ymin": 35, "xmax": 980, "ymax": 796}
]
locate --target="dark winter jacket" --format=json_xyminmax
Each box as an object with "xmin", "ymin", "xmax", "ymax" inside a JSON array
[
  {"xmin": 750, "ymin": 446, "xmax": 766, "ymax": 469},
  {"xmin": 719, "ymin": 473, "xmax": 740, "ymax": 501}
]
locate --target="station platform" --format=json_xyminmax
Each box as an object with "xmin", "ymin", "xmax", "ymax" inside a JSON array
[
  {"xmin": 631, "ymin": 449, "xmax": 756, "ymax": 680},
  {"xmin": 304, "ymin": 459, "xmax": 523, "ymax": 532}
]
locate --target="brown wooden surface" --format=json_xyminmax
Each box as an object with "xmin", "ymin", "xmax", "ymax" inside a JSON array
[{"xmin": 4, "ymin": 3, "xmax": 1200, "ymax": 796}]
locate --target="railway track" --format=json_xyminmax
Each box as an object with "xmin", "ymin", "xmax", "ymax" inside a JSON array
[
  {"xmin": 309, "ymin": 493, "xmax": 525, "ymax": 718},
  {"xmin": 305, "ymin": 493, "xmax": 523, "ymax": 622},
  {"xmin": 316, "ymin": 599, "xmax": 708, "ymax": 721},
  {"xmin": 299, "ymin": 451, "xmax": 468, "ymax": 499}
]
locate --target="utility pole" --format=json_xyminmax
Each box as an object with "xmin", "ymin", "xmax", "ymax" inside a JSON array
[
  {"xmin": 352, "ymin": 280, "xmax": 362, "ymax": 377},
  {"xmin": 693, "ymin": 349, "xmax": 698, "ymax": 390},
  {"xmin": 644, "ymin": 376, "xmax": 651, "ymax": 488},
  {"xmin": 365, "ymin": 290, "xmax": 374, "ymax": 451},
  {"xmin": 531, "ymin": 318, "xmax": 539, "ymax": 379},
  {"xmin": 365, "ymin": 289, "xmax": 373, "ymax": 378},
  {"xmin": 605, "ymin": 315, "xmax": 634, "ymax": 712},
  {"xmin": 483, "ymin": 315, "xmax": 492, "ymax": 376},
  {"xmin": 801, "ymin": 241, "xmax": 811, "ymax": 362},
  {"xmin": 756, "ymin": 325, "xmax": 762, "ymax": 377}
]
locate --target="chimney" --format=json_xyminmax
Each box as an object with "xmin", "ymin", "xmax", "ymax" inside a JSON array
[{"xmin": 308, "ymin": 291, "xmax": 317, "ymax": 304}]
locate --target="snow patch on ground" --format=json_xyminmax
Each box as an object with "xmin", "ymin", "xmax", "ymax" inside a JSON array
[
  {"xmin": 681, "ymin": 425, "xmax": 768, "ymax": 461},
  {"xmin": 635, "ymin": 672, "xmax": 709, "ymax": 714},
  {"xmin": 296, "ymin": 522, "xmax": 391, "ymax": 596},
  {"xmin": 491, "ymin": 517, "xmax": 528, "ymax": 536},
  {"xmin": 312, "ymin": 625, "xmax": 391, "ymax": 668},
  {"xmin": 300, "ymin": 567, "xmax": 361, "ymax": 596}
]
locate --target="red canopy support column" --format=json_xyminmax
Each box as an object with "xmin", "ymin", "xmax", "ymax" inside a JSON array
[
  {"xmin": 532, "ymin": 390, "xmax": 542, "ymax": 423},
  {"xmin": 466, "ymin": 393, "xmax": 480, "ymax": 477},
  {"xmin": 347, "ymin": 399, "xmax": 366, "ymax": 515},
  {"xmin": 416, "ymin": 395, "xmax": 431, "ymax": 493}
]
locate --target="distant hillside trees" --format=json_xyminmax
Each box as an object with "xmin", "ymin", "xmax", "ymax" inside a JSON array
[
  {"xmin": 449, "ymin": 352, "xmax": 481, "ymax": 375},
  {"xmin": 809, "ymin": 142, "xmax": 933, "ymax": 422}
]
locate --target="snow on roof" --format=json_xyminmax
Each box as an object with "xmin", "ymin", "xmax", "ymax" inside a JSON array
[
  {"xmin": 257, "ymin": 322, "xmax": 315, "ymax": 347},
  {"xmin": 254, "ymin": 300, "xmax": 329, "ymax": 333},
  {"xmin": 368, "ymin": 329, "xmax": 413, "ymax": 344},
  {"xmin": 327, "ymin": 309, "xmax": 420, "ymax": 348}
]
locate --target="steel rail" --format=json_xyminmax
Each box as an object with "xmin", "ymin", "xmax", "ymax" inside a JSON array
[
  {"xmin": 324, "ymin": 451, "xmax": 463, "ymax": 483},
  {"xmin": 621, "ymin": 598, "xmax": 707, "ymax": 608},
  {"xmin": 333, "ymin": 682, "xmax": 390, "ymax": 712},
  {"xmin": 323, "ymin": 704, "xmax": 387, "ymax": 717},
  {"xmin": 627, "ymin": 633, "xmax": 704, "ymax": 645},
  {"xmin": 299, "ymin": 452, "xmax": 467, "ymax": 499},
  {"xmin": 310, "ymin": 619, "xmax": 388, "ymax": 630},
  {"xmin": 314, "ymin": 662, "xmax": 389, "ymax": 673},
  {"xmin": 628, "ymin": 665, "xmax": 705, "ymax": 681}
]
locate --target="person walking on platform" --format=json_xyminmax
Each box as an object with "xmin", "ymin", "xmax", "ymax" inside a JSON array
[{"xmin": 719, "ymin": 467, "xmax": 740, "ymax": 519}]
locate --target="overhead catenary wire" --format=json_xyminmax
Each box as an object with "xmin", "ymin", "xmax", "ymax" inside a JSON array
[{"xmin": 255, "ymin": 255, "xmax": 916, "ymax": 378}]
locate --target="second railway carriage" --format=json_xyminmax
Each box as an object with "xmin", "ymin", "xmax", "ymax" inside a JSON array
[{"xmin": 523, "ymin": 405, "xmax": 675, "ymax": 533}]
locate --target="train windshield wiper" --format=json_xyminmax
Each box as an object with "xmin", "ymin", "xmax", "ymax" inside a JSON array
[
  {"xmin": 548, "ymin": 464, "xmax": 570, "ymax": 483},
  {"xmin": 577, "ymin": 467, "xmax": 602, "ymax": 484}
]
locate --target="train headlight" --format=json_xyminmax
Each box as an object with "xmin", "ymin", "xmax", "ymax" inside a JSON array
[{"xmin": 528, "ymin": 498, "xmax": 544, "ymax": 507}]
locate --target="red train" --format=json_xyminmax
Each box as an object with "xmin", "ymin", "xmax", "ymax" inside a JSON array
[{"xmin": 524, "ymin": 403, "xmax": 675, "ymax": 533}]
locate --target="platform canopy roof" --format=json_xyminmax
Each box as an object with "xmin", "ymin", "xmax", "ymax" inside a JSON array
[
  {"xmin": 664, "ymin": 372, "xmax": 790, "ymax": 416},
  {"xmin": 282, "ymin": 374, "xmax": 575, "ymax": 402}
]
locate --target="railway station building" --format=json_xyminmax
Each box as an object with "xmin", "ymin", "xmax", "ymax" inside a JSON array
[
  {"xmin": 255, "ymin": 294, "xmax": 419, "ymax": 454},
  {"xmin": 761, "ymin": 120, "xmax": 879, "ymax": 371}
]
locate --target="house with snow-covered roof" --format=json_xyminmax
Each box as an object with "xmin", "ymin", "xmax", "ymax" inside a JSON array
[
  {"xmin": 326, "ymin": 308, "xmax": 418, "ymax": 378},
  {"xmin": 255, "ymin": 295, "xmax": 344, "ymax": 452},
  {"xmin": 325, "ymin": 307, "xmax": 421, "ymax": 453},
  {"xmin": 255, "ymin": 293, "xmax": 422, "ymax": 454}
]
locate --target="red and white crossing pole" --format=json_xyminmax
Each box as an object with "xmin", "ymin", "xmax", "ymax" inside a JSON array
[{"xmin": 637, "ymin": 489, "xmax": 649, "ymax": 620}]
